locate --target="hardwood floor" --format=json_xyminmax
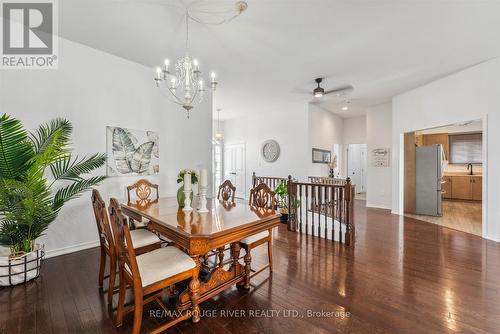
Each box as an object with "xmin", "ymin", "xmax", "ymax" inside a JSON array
[
  {"xmin": 405, "ymin": 199, "xmax": 482, "ymax": 236},
  {"xmin": 1, "ymin": 200, "xmax": 500, "ymax": 334}
]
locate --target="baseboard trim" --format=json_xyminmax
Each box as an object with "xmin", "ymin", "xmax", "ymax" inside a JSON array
[
  {"xmin": 366, "ymin": 202, "xmax": 392, "ymax": 211},
  {"xmin": 45, "ymin": 240, "xmax": 100, "ymax": 259},
  {"xmin": 484, "ymin": 234, "xmax": 500, "ymax": 243}
]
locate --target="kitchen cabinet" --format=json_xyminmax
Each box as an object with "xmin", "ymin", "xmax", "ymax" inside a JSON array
[
  {"xmin": 451, "ymin": 176, "xmax": 472, "ymax": 200},
  {"xmin": 415, "ymin": 134, "xmax": 424, "ymax": 147},
  {"xmin": 422, "ymin": 133, "xmax": 449, "ymax": 160},
  {"xmin": 442, "ymin": 176, "xmax": 452, "ymax": 199},
  {"xmin": 404, "ymin": 132, "xmax": 416, "ymax": 213},
  {"xmin": 445, "ymin": 175, "xmax": 482, "ymax": 201},
  {"xmin": 472, "ymin": 176, "xmax": 482, "ymax": 201}
]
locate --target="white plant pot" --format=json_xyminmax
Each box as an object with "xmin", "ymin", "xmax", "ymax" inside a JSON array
[{"xmin": 0, "ymin": 244, "xmax": 44, "ymax": 286}]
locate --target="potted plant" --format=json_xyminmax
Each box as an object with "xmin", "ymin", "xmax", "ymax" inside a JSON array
[
  {"xmin": 274, "ymin": 181, "xmax": 300, "ymax": 224},
  {"xmin": 176, "ymin": 169, "xmax": 198, "ymax": 208},
  {"xmin": 0, "ymin": 115, "xmax": 106, "ymax": 286}
]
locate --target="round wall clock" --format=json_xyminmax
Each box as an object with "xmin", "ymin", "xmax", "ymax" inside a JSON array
[{"xmin": 261, "ymin": 140, "xmax": 280, "ymax": 162}]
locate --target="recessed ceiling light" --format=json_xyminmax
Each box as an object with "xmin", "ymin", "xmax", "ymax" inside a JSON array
[{"xmin": 342, "ymin": 106, "xmax": 348, "ymax": 111}]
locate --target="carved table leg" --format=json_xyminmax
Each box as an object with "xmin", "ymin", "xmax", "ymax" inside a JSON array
[
  {"xmin": 243, "ymin": 246, "xmax": 252, "ymax": 289},
  {"xmin": 168, "ymin": 284, "xmax": 177, "ymax": 297},
  {"xmin": 230, "ymin": 243, "xmax": 241, "ymax": 272},
  {"xmin": 218, "ymin": 247, "xmax": 225, "ymax": 267},
  {"xmin": 177, "ymin": 244, "xmax": 247, "ymax": 312},
  {"xmin": 189, "ymin": 256, "xmax": 201, "ymax": 323},
  {"xmin": 233, "ymin": 243, "xmax": 247, "ymax": 288}
]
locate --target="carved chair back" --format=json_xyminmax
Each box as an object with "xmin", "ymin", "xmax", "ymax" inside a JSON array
[
  {"xmin": 91, "ymin": 189, "xmax": 115, "ymax": 255},
  {"xmin": 217, "ymin": 180, "xmax": 236, "ymax": 202},
  {"xmin": 108, "ymin": 198, "xmax": 142, "ymax": 286},
  {"xmin": 249, "ymin": 183, "xmax": 276, "ymax": 209},
  {"xmin": 127, "ymin": 179, "xmax": 159, "ymax": 208}
]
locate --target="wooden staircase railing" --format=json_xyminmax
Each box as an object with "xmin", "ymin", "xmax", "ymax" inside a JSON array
[
  {"xmin": 251, "ymin": 172, "xmax": 355, "ymax": 245},
  {"xmin": 308, "ymin": 176, "xmax": 348, "ymax": 186},
  {"xmin": 288, "ymin": 176, "xmax": 355, "ymax": 245},
  {"xmin": 252, "ymin": 172, "xmax": 288, "ymax": 190}
]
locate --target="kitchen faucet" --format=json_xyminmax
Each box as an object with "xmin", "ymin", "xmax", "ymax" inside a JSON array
[{"xmin": 467, "ymin": 163, "xmax": 473, "ymax": 175}]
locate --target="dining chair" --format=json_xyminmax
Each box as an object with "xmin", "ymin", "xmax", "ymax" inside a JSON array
[
  {"xmin": 200, "ymin": 180, "xmax": 237, "ymax": 270},
  {"xmin": 108, "ymin": 198, "xmax": 199, "ymax": 334},
  {"xmin": 248, "ymin": 182, "xmax": 277, "ymax": 209},
  {"xmin": 127, "ymin": 179, "xmax": 159, "ymax": 228},
  {"xmin": 240, "ymin": 183, "xmax": 277, "ymax": 288},
  {"xmin": 217, "ymin": 179, "xmax": 236, "ymax": 202},
  {"xmin": 91, "ymin": 189, "xmax": 162, "ymax": 305}
]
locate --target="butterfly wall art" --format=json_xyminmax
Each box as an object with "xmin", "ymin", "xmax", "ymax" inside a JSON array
[{"xmin": 106, "ymin": 126, "xmax": 159, "ymax": 176}]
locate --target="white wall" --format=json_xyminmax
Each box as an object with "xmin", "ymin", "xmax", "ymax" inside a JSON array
[
  {"xmin": 419, "ymin": 120, "xmax": 482, "ymax": 134},
  {"xmin": 366, "ymin": 103, "xmax": 392, "ymax": 209},
  {"xmin": 343, "ymin": 115, "xmax": 367, "ymax": 144},
  {"xmin": 392, "ymin": 57, "xmax": 500, "ymax": 241},
  {"xmin": 222, "ymin": 102, "xmax": 309, "ymax": 198},
  {"xmin": 0, "ymin": 38, "xmax": 213, "ymax": 257},
  {"xmin": 308, "ymin": 104, "xmax": 344, "ymax": 177},
  {"xmin": 223, "ymin": 102, "xmax": 367, "ymax": 193},
  {"xmin": 341, "ymin": 115, "xmax": 367, "ymax": 178}
]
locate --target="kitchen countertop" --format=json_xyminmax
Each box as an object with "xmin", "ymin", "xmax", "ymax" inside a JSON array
[{"xmin": 444, "ymin": 173, "xmax": 482, "ymax": 177}]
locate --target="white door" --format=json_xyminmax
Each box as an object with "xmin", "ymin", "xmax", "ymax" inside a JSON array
[
  {"xmin": 360, "ymin": 144, "xmax": 367, "ymax": 193},
  {"xmin": 224, "ymin": 144, "xmax": 245, "ymax": 198},
  {"xmin": 212, "ymin": 140, "xmax": 223, "ymax": 197},
  {"xmin": 347, "ymin": 144, "xmax": 367, "ymax": 193}
]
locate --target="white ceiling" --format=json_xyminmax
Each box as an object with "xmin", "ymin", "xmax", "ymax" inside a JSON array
[{"xmin": 59, "ymin": 0, "xmax": 500, "ymax": 120}]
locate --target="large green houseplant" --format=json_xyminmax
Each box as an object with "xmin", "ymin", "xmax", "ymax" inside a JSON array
[{"xmin": 0, "ymin": 114, "xmax": 106, "ymax": 256}]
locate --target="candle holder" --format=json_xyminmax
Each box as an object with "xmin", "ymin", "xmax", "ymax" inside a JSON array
[
  {"xmin": 198, "ymin": 186, "xmax": 208, "ymax": 213},
  {"xmin": 183, "ymin": 190, "xmax": 193, "ymax": 212}
]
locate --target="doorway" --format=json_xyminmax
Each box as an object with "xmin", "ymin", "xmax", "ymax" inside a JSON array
[
  {"xmin": 402, "ymin": 120, "xmax": 483, "ymax": 236},
  {"xmin": 346, "ymin": 144, "xmax": 367, "ymax": 199},
  {"xmin": 212, "ymin": 140, "xmax": 223, "ymax": 197},
  {"xmin": 223, "ymin": 143, "xmax": 246, "ymax": 199}
]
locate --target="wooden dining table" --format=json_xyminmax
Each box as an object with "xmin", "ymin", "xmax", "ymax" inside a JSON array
[{"xmin": 120, "ymin": 197, "xmax": 280, "ymax": 322}]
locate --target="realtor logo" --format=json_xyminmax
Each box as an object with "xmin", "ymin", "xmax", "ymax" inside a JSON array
[{"xmin": 1, "ymin": 0, "xmax": 58, "ymax": 69}]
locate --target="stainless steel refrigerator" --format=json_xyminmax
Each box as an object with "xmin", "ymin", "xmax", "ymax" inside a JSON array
[{"xmin": 415, "ymin": 144, "xmax": 444, "ymax": 216}]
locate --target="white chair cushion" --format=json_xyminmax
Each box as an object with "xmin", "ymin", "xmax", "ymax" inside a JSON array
[
  {"xmin": 130, "ymin": 229, "xmax": 161, "ymax": 249},
  {"xmin": 240, "ymin": 231, "xmax": 269, "ymax": 245},
  {"xmin": 132, "ymin": 219, "xmax": 147, "ymax": 228},
  {"xmin": 126, "ymin": 247, "xmax": 196, "ymax": 287},
  {"xmin": 131, "ymin": 220, "xmax": 172, "ymax": 243}
]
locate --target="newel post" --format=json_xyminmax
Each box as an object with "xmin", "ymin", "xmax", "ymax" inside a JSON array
[
  {"xmin": 344, "ymin": 177, "xmax": 354, "ymax": 245},
  {"xmin": 287, "ymin": 175, "xmax": 297, "ymax": 232}
]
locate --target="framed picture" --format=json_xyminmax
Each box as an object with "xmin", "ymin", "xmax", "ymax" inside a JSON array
[
  {"xmin": 106, "ymin": 126, "xmax": 159, "ymax": 176},
  {"xmin": 312, "ymin": 148, "xmax": 331, "ymax": 163}
]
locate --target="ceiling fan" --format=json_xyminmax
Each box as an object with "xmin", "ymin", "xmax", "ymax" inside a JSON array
[{"xmin": 312, "ymin": 78, "xmax": 353, "ymax": 98}]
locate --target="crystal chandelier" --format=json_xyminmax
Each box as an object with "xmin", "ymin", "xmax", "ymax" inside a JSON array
[{"xmin": 155, "ymin": 12, "xmax": 217, "ymax": 117}]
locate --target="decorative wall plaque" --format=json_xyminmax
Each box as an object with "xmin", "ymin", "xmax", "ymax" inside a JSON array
[{"xmin": 371, "ymin": 148, "xmax": 390, "ymax": 167}]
